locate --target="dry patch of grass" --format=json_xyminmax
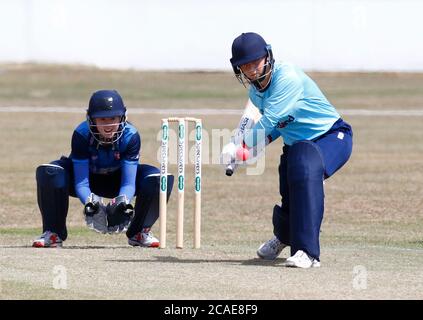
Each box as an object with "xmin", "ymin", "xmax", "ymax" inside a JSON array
[{"xmin": 1, "ymin": 68, "xmax": 422, "ymax": 299}]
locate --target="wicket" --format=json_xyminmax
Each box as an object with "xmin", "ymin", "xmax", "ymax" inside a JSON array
[{"xmin": 159, "ymin": 117, "xmax": 202, "ymax": 249}]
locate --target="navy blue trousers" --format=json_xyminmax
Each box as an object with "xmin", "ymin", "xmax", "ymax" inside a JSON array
[
  {"xmin": 273, "ymin": 118, "xmax": 353, "ymax": 259},
  {"xmin": 40, "ymin": 157, "xmax": 173, "ymax": 240}
]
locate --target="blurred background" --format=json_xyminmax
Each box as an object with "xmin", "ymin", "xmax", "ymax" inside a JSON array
[
  {"xmin": 1, "ymin": 0, "xmax": 422, "ymax": 300},
  {"xmin": 1, "ymin": 0, "xmax": 422, "ymax": 71}
]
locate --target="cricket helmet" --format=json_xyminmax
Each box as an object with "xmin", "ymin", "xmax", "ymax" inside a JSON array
[
  {"xmin": 230, "ymin": 32, "xmax": 274, "ymax": 91},
  {"xmin": 86, "ymin": 90, "xmax": 127, "ymax": 145}
]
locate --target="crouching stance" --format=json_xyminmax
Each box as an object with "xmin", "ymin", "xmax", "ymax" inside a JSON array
[
  {"xmin": 225, "ymin": 33, "xmax": 353, "ymax": 268},
  {"xmin": 33, "ymin": 90, "xmax": 174, "ymax": 248}
]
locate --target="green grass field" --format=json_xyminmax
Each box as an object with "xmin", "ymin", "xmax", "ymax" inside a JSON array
[{"xmin": 0, "ymin": 64, "xmax": 422, "ymax": 300}]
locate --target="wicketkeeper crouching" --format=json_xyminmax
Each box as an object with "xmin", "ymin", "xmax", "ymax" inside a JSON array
[{"xmin": 33, "ymin": 90, "xmax": 174, "ymax": 248}]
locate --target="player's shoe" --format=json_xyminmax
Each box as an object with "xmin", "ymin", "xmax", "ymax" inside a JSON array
[
  {"xmin": 257, "ymin": 236, "xmax": 287, "ymax": 260},
  {"xmin": 32, "ymin": 231, "xmax": 63, "ymax": 248},
  {"xmin": 128, "ymin": 228, "xmax": 159, "ymax": 248},
  {"xmin": 284, "ymin": 250, "xmax": 321, "ymax": 268}
]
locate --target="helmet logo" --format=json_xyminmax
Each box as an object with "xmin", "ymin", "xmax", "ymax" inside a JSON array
[{"xmin": 105, "ymin": 97, "xmax": 113, "ymax": 109}]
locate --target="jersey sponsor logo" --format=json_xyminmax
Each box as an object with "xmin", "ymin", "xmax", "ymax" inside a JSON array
[{"xmin": 276, "ymin": 115, "xmax": 295, "ymax": 129}]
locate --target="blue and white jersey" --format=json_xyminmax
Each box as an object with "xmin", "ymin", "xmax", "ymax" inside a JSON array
[
  {"xmin": 70, "ymin": 121, "xmax": 140, "ymax": 203},
  {"xmin": 244, "ymin": 61, "xmax": 340, "ymax": 147}
]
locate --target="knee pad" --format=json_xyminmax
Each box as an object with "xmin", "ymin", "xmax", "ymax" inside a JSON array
[
  {"xmin": 137, "ymin": 173, "xmax": 174, "ymax": 198},
  {"xmin": 128, "ymin": 174, "xmax": 174, "ymax": 237},
  {"xmin": 36, "ymin": 164, "xmax": 69, "ymax": 239},
  {"xmin": 287, "ymin": 141, "xmax": 324, "ymax": 182},
  {"xmin": 143, "ymin": 174, "xmax": 160, "ymax": 196},
  {"xmin": 36, "ymin": 164, "xmax": 68, "ymax": 189}
]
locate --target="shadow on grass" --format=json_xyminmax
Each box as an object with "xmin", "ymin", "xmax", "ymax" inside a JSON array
[
  {"xmin": 105, "ymin": 256, "xmax": 287, "ymax": 266},
  {"xmin": 0, "ymin": 245, "xmax": 131, "ymax": 249},
  {"xmin": 0, "ymin": 227, "xmax": 91, "ymax": 236}
]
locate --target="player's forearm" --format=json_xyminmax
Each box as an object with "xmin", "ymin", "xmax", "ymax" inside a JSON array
[
  {"xmin": 75, "ymin": 181, "xmax": 91, "ymax": 204},
  {"xmin": 118, "ymin": 161, "xmax": 138, "ymax": 201},
  {"xmin": 232, "ymin": 99, "xmax": 261, "ymax": 142},
  {"xmin": 73, "ymin": 159, "xmax": 92, "ymax": 204},
  {"xmin": 223, "ymin": 100, "xmax": 270, "ymax": 175},
  {"xmin": 243, "ymin": 118, "xmax": 276, "ymax": 148}
]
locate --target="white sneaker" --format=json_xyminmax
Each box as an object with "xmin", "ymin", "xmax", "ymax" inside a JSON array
[
  {"xmin": 257, "ymin": 236, "xmax": 287, "ymax": 260},
  {"xmin": 128, "ymin": 228, "xmax": 159, "ymax": 248},
  {"xmin": 284, "ymin": 250, "xmax": 321, "ymax": 268},
  {"xmin": 32, "ymin": 231, "xmax": 63, "ymax": 248}
]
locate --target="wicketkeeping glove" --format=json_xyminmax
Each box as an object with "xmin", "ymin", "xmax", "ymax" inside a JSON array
[
  {"xmin": 106, "ymin": 195, "xmax": 134, "ymax": 234},
  {"xmin": 84, "ymin": 193, "xmax": 108, "ymax": 234}
]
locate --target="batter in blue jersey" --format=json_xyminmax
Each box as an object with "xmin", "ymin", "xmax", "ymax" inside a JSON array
[
  {"xmin": 228, "ymin": 32, "xmax": 353, "ymax": 268},
  {"xmin": 33, "ymin": 90, "xmax": 174, "ymax": 248}
]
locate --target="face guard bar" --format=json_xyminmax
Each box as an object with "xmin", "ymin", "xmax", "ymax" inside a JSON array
[
  {"xmin": 87, "ymin": 115, "xmax": 127, "ymax": 145},
  {"xmin": 236, "ymin": 58, "xmax": 274, "ymax": 91}
]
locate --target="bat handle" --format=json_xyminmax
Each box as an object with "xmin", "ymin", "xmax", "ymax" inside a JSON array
[{"xmin": 225, "ymin": 164, "xmax": 235, "ymax": 176}]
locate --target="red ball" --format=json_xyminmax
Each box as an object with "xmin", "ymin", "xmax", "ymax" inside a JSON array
[{"xmin": 236, "ymin": 146, "xmax": 249, "ymax": 161}]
